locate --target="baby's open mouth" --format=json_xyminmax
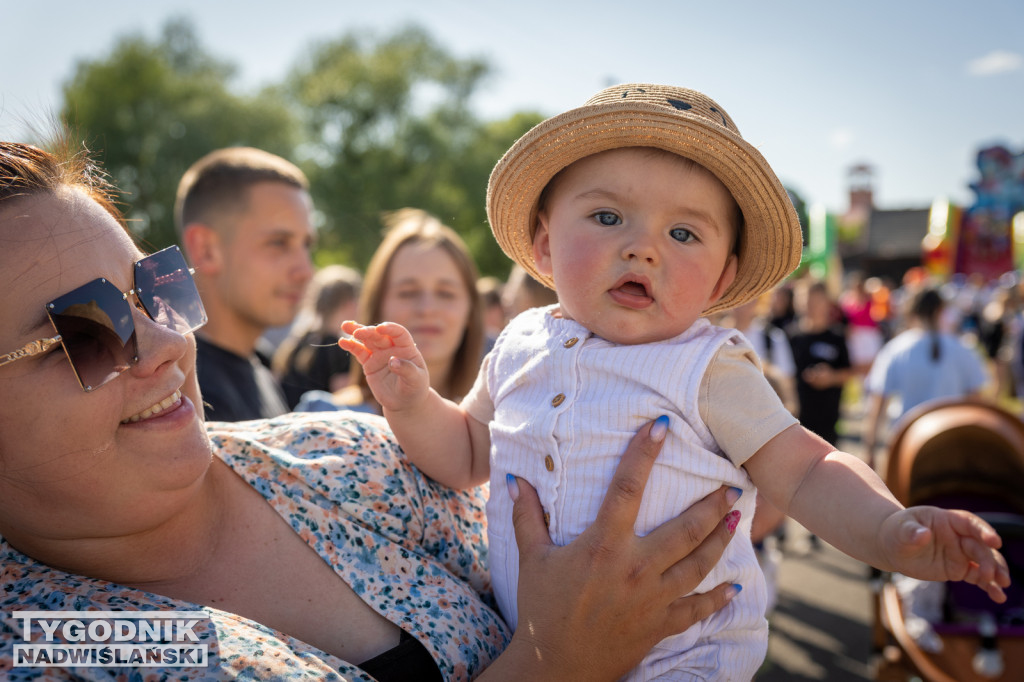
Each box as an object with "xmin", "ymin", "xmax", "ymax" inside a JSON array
[{"xmin": 616, "ymin": 281, "xmax": 649, "ymax": 297}]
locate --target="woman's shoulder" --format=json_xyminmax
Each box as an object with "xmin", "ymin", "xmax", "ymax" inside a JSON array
[
  {"xmin": 207, "ymin": 410, "xmax": 393, "ymax": 453},
  {"xmin": 205, "ymin": 411, "xmax": 402, "ymax": 488},
  {"xmin": 884, "ymin": 328, "xmax": 925, "ymax": 350}
]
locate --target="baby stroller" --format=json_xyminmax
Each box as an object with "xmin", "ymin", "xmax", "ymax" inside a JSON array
[{"xmin": 871, "ymin": 397, "xmax": 1024, "ymax": 681}]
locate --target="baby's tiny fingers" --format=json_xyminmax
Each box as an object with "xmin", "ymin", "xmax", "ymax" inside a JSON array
[
  {"xmin": 337, "ymin": 337, "xmax": 371, "ymax": 363},
  {"xmin": 353, "ymin": 328, "xmax": 397, "ymax": 351},
  {"xmin": 340, "ymin": 320, "xmax": 363, "ymax": 333},
  {"xmin": 387, "ymin": 356, "xmax": 419, "ymax": 376},
  {"xmin": 961, "ymin": 536, "xmax": 1009, "ymax": 575},
  {"xmin": 899, "ymin": 520, "xmax": 930, "ymax": 546},
  {"xmin": 374, "ymin": 321, "xmax": 409, "ymax": 336},
  {"xmin": 982, "ymin": 580, "xmax": 1008, "ymax": 604},
  {"xmin": 949, "ymin": 509, "xmax": 1002, "ymax": 548}
]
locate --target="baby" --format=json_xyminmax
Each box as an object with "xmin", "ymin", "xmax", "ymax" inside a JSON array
[{"xmin": 340, "ymin": 84, "xmax": 1009, "ymax": 681}]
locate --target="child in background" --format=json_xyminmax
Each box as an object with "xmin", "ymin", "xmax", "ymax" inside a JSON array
[
  {"xmin": 340, "ymin": 84, "xmax": 1009, "ymax": 681},
  {"xmin": 273, "ymin": 264, "xmax": 362, "ymax": 408},
  {"xmin": 502, "ymin": 262, "xmax": 559, "ymax": 318}
]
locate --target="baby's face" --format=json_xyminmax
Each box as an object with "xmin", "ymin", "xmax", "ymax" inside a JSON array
[{"xmin": 533, "ymin": 147, "xmax": 738, "ymax": 345}]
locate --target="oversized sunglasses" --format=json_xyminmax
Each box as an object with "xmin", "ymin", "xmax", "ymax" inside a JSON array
[{"xmin": 0, "ymin": 245, "xmax": 206, "ymax": 392}]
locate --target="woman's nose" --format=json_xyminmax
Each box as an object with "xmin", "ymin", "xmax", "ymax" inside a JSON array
[
  {"xmin": 130, "ymin": 304, "xmax": 189, "ymax": 378},
  {"xmin": 416, "ymin": 292, "xmax": 440, "ymax": 312}
]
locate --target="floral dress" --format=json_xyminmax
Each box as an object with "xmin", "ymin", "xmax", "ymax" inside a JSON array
[{"xmin": 1, "ymin": 412, "xmax": 510, "ymax": 681}]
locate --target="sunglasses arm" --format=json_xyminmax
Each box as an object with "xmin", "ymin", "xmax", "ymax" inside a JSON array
[{"xmin": 0, "ymin": 335, "xmax": 63, "ymax": 368}]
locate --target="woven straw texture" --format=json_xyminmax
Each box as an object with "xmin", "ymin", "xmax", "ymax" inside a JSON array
[{"xmin": 486, "ymin": 84, "xmax": 803, "ymax": 315}]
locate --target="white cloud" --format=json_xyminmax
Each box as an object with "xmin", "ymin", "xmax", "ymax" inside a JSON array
[
  {"xmin": 829, "ymin": 129, "xmax": 853, "ymax": 150},
  {"xmin": 967, "ymin": 50, "xmax": 1024, "ymax": 76}
]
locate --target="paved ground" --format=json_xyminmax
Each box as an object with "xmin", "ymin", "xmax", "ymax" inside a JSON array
[
  {"xmin": 756, "ymin": 419, "xmax": 880, "ymax": 681},
  {"xmin": 756, "ymin": 523, "xmax": 876, "ymax": 680}
]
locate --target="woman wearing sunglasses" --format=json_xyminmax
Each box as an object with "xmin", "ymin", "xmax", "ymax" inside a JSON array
[{"xmin": 0, "ymin": 140, "xmax": 741, "ymax": 680}]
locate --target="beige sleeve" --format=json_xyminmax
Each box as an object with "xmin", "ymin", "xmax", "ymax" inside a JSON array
[
  {"xmin": 461, "ymin": 352, "xmax": 495, "ymax": 425},
  {"xmin": 700, "ymin": 342, "xmax": 799, "ymax": 466}
]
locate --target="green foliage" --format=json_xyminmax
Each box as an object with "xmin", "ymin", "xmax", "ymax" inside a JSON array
[
  {"xmin": 58, "ymin": 18, "xmax": 544, "ymax": 278},
  {"xmin": 785, "ymin": 186, "xmax": 809, "ymax": 246},
  {"xmin": 286, "ymin": 25, "xmax": 543, "ymax": 276},
  {"xmin": 60, "ymin": 17, "xmax": 298, "ymax": 250}
]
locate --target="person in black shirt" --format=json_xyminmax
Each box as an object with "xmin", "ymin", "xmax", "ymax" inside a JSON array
[
  {"xmin": 768, "ymin": 282, "xmax": 797, "ymax": 335},
  {"xmin": 789, "ymin": 280, "xmax": 853, "ymax": 446},
  {"xmin": 175, "ymin": 147, "xmax": 315, "ymax": 421},
  {"xmin": 273, "ymin": 264, "xmax": 362, "ymax": 409}
]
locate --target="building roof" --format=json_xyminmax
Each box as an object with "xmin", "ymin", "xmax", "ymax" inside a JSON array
[{"xmin": 861, "ymin": 207, "xmax": 930, "ymax": 258}]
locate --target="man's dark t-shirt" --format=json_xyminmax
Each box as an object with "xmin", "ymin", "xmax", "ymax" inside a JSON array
[
  {"xmin": 195, "ymin": 336, "xmax": 288, "ymax": 422},
  {"xmin": 277, "ymin": 330, "xmax": 352, "ymax": 409},
  {"xmin": 789, "ymin": 327, "xmax": 851, "ymax": 445}
]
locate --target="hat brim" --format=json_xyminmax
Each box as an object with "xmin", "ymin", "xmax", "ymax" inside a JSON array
[{"xmin": 487, "ymin": 101, "xmax": 803, "ymax": 315}]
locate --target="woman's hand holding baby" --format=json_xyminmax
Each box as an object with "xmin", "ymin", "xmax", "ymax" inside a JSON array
[
  {"xmin": 880, "ymin": 506, "xmax": 1010, "ymax": 603},
  {"xmin": 338, "ymin": 320, "xmax": 430, "ymax": 412}
]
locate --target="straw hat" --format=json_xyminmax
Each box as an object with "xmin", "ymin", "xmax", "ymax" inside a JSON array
[{"xmin": 486, "ymin": 83, "xmax": 803, "ymax": 315}]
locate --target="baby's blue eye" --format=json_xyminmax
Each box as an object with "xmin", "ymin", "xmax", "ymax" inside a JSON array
[
  {"xmin": 670, "ymin": 226, "xmax": 696, "ymax": 243},
  {"xmin": 594, "ymin": 212, "xmax": 621, "ymax": 226}
]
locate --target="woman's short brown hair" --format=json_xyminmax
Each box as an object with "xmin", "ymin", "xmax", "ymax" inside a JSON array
[{"xmin": 0, "ymin": 140, "xmax": 124, "ymax": 226}]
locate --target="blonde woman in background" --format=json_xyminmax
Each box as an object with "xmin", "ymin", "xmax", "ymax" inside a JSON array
[{"xmin": 328, "ymin": 208, "xmax": 485, "ymax": 414}]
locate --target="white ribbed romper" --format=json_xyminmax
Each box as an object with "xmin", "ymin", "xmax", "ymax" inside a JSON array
[{"xmin": 463, "ymin": 305, "xmax": 795, "ymax": 681}]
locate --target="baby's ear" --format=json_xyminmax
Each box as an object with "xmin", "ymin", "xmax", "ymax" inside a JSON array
[
  {"xmin": 532, "ymin": 213, "xmax": 554, "ymax": 277},
  {"xmin": 709, "ymin": 254, "xmax": 739, "ymax": 305}
]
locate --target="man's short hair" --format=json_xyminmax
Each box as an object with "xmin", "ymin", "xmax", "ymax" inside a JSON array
[{"xmin": 174, "ymin": 147, "xmax": 309, "ymax": 239}]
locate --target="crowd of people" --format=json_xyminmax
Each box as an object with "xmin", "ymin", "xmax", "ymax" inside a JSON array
[
  {"xmin": 160, "ymin": 112, "xmax": 1024, "ymax": 465},
  {"xmin": 0, "ymin": 82, "xmax": 1014, "ymax": 681},
  {"xmin": 0, "ymin": 137, "xmax": 742, "ymax": 682}
]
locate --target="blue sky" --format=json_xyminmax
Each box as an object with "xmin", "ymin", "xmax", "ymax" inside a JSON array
[{"xmin": 4, "ymin": 0, "xmax": 1022, "ymax": 214}]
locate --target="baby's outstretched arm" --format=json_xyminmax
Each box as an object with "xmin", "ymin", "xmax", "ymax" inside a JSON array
[
  {"xmin": 746, "ymin": 425, "xmax": 1010, "ymax": 603},
  {"xmin": 338, "ymin": 321, "xmax": 490, "ymax": 489}
]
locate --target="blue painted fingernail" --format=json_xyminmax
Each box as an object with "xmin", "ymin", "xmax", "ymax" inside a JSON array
[
  {"xmin": 650, "ymin": 415, "xmax": 670, "ymax": 443},
  {"xmin": 506, "ymin": 473, "xmax": 520, "ymax": 501},
  {"xmin": 726, "ymin": 487, "xmax": 743, "ymax": 504},
  {"xmin": 726, "ymin": 584, "xmax": 743, "ymax": 600}
]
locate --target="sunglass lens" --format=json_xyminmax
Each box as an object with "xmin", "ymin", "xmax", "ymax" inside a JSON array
[
  {"xmin": 134, "ymin": 246, "xmax": 207, "ymax": 335},
  {"xmin": 48, "ymin": 279, "xmax": 137, "ymax": 391}
]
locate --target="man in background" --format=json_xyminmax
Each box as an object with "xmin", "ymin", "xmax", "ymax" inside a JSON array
[{"xmin": 175, "ymin": 147, "xmax": 315, "ymax": 421}]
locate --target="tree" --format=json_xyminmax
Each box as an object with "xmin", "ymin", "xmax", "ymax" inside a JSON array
[
  {"xmin": 60, "ymin": 19, "xmax": 543, "ymax": 276},
  {"xmin": 61, "ymin": 17, "xmax": 299, "ymax": 250},
  {"xmin": 785, "ymin": 186, "xmax": 810, "ymax": 246},
  {"xmin": 287, "ymin": 25, "xmax": 543, "ymax": 276}
]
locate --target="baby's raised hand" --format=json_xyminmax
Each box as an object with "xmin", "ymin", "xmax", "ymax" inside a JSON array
[
  {"xmin": 881, "ymin": 506, "xmax": 1011, "ymax": 603},
  {"xmin": 338, "ymin": 320, "xmax": 429, "ymax": 411}
]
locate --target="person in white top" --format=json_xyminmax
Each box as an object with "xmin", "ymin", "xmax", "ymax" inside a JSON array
[
  {"xmin": 339, "ymin": 84, "xmax": 1009, "ymax": 681},
  {"xmin": 726, "ymin": 294, "xmax": 799, "ymax": 416},
  {"xmin": 863, "ymin": 287, "xmax": 990, "ymax": 461}
]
